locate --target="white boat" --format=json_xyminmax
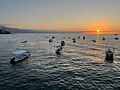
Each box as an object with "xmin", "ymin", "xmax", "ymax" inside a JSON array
[
  {"xmin": 10, "ymin": 50, "xmax": 31, "ymax": 64},
  {"xmin": 105, "ymin": 47, "xmax": 114, "ymax": 63},
  {"xmin": 55, "ymin": 46, "xmax": 63, "ymax": 54}
]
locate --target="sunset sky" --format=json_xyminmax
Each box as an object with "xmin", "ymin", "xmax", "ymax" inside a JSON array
[{"xmin": 0, "ymin": 0, "xmax": 120, "ymax": 32}]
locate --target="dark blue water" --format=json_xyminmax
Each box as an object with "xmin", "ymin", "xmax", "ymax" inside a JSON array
[{"xmin": 0, "ymin": 33, "xmax": 120, "ymax": 90}]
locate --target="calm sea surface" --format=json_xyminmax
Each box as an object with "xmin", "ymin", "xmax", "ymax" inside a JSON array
[{"xmin": 0, "ymin": 33, "xmax": 120, "ymax": 90}]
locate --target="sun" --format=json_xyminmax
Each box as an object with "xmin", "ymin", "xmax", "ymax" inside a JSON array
[{"xmin": 97, "ymin": 29, "xmax": 100, "ymax": 33}]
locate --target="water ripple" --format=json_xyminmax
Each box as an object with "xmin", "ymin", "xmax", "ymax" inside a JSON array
[{"xmin": 0, "ymin": 33, "xmax": 120, "ymax": 90}]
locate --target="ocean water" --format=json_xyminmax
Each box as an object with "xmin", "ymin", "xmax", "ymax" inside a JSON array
[{"xmin": 0, "ymin": 33, "xmax": 120, "ymax": 90}]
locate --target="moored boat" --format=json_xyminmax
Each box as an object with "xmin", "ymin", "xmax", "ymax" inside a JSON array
[
  {"xmin": 21, "ymin": 41, "xmax": 27, "ymax": 43},
  {"xmin": 10, "ymin": 50, "xmax": 31, "ymax": 64},
  {"xmin": 55, "ymin": 46, "xmax": 63, "ymax": 54},
  {"xmin": 105, "ymin": 47, "xmax": 114, "ymax": 63}
]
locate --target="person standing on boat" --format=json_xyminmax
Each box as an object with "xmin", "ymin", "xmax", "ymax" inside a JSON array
[{"xmin": 105, "ymin": 47, "xmax": 114, "ymax": 63}]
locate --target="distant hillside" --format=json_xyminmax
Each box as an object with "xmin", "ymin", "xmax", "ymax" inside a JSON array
[
  {"xmin": 0, "ymin": 25, "xmax": 70, "ymax": 33},
  {"xmin": 0, "ymin": 25, "xmax": 50, "ymax": 33},
  {"xmin": 0, "ymin": 26, "xmax": 11, "ymax": 34}
]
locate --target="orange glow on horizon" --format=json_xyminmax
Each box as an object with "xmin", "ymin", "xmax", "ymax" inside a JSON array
[
  {"xmin": 89, "ymin": 22, "xmax": 110, "ymax": 32},
  {"xmin": 4, "ymin": 22, "xmax": 120, "ymax": 33}
]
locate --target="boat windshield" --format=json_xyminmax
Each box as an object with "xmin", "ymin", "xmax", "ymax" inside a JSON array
[{"xmin": 14, "ymin": 50, "xmax": 29, "ymax": 59}]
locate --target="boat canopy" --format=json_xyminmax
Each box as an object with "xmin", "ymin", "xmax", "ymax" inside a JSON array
[
  {"xmin": 13, "ymin": 50, "xmax": 29, "ymax": 59},
  {"xmin": 14, "ymin": 50, "xmax": 28, "ymax": 55}
]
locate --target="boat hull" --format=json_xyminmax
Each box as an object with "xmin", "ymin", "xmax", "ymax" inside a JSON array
[
  {"xmin": 10, "ymin": 55, "xmax": 30, "ymax": 64},
  {"xmin": 104, "ymin": 59, "xmax": 113, "ymax": 63}
]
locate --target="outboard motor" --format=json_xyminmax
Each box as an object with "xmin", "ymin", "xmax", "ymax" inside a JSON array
[
  {"xmin": 105, "ymin": 50, "xmax": 114, "ymax": 63},
  {"xmin": 56, "ymin": 46, "xmax": 63, "ymax": 54},
  {"xmin": 10, "ymin": 57, "xmax": 15, "ymax": 64},
  {"xmin": 61, "ymin": 41, "xmax": 65, "ymax": 46}
]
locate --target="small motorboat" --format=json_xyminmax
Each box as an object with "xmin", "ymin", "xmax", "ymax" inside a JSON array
[
  {"xmin": 10, "ymin": 50, "xmax": 31, "ymax": 64},
  {"xmin": 115, "ymin": 37, "xmax": 119, "ymax": 40},
  {"xmin": 73, "ymin": 40, "xmax": 76, "ymax": 43},
  {"xmin": 105, "ymin": 47, "xmax": 114, "ymax": 63},
  {"xmin": 61, "ymin": 41, "xmax": 65, "ymax": 46},
  {"xmin": 92, "ymin": 40, "xmax": 96, "ymax": 42},
  {"xmin": 49, "ymin": 39, "xmax": 53, "ymax": 42},
  {"xmin": 55, "ymin": 46, "xmax": 63, "ymax": 54},
  {"xmin": 102, "ymin": 37, "xmax": 105, "ymax": 41},
  {"xmin": 115, "ymin": 34, "xmax": 118, "ymax": 36},
  {"xmin": 63, "ymin": 37, "xmax": 65, "ymax": 39},
  {"xmin": 52, "ymin": 36, "xmax": 55, "ymax": 39},
  {"xmin": 83, "ymin": 36, "xmax": 85, "ymax": 40},
  {"xmin": 72, "ymin": 38, "xmax": 76, "ymax": 43},
  {"xmin": 21, "ymin": 41, "xmax": 27, "ymax": 43},
  {"xmin": 72, "ymin": 38, "xmax": 76, "ymax": 40}
]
